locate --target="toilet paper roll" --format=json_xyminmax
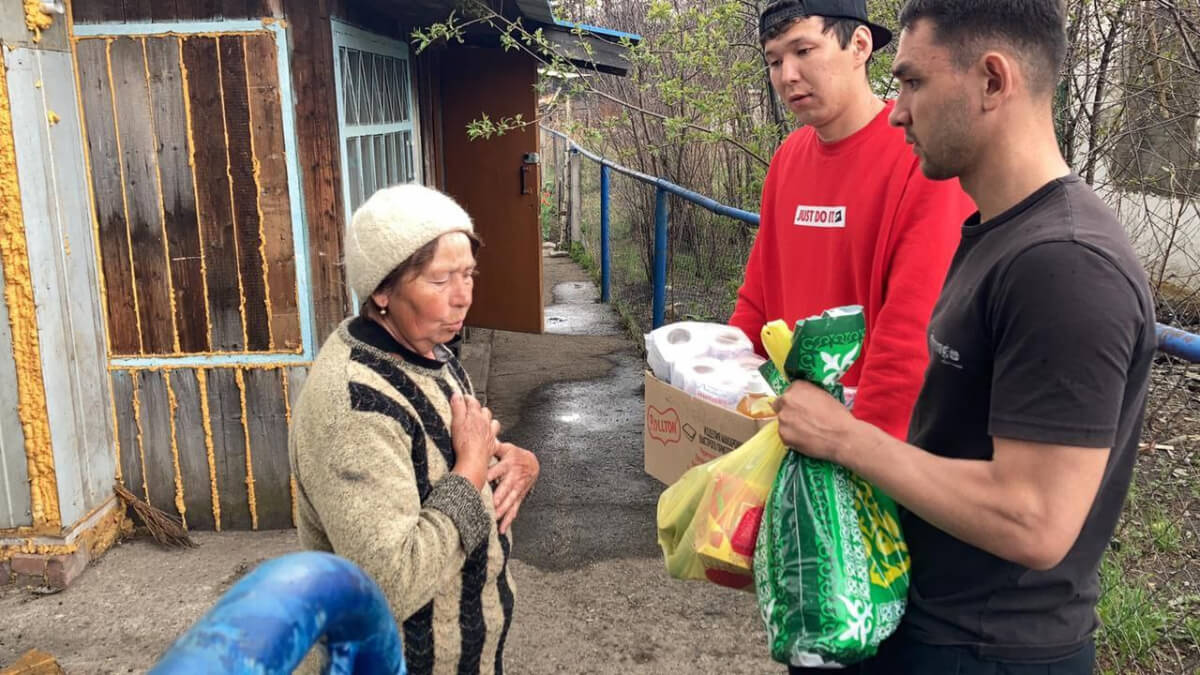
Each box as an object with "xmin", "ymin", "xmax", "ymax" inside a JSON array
[
  {"xmin": 693, "ymin": 367, "xmax": 749, "ymax": 410},
  {"xmin": 744, "ymin": 373, "xmax": 774, "ymax": 396},
  {"xmin": 671, "ymin": 356, "xmax": 748, "ymax": 410},
  {"xmin": 730, "ymin": 354, "xmax": 773, "ymax": 396},
  {"xmin": 731, "ymin": 353, "xmax": 766, "ymax": 372},
  {"xmin": 647, "ymin": 322, "xmax": 716, "ymax": 382},
  {"xmin": 645, "ymin": 333, "xmax": 672, "ymax": 381},
  {"xmin": 670, "ymin": 356, "xmax": 725, "ymax": 394},
  {"xmin": 705, "ymin": 327, "xmax": 754, "ymax": 360}
]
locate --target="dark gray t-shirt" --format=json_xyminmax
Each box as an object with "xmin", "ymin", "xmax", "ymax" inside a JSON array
[{"xmin": 902, "ymin": 175, "xmax": 1156, "ymax": 661}]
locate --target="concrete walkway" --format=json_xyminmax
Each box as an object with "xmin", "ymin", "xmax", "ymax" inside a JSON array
[
  {"xmin": 488, "ymin": 256, "xmax": 773, "ymax": 673},
  {"xmin": 0, "ymin": 254, "xmax": 774, "ymax": 674}
]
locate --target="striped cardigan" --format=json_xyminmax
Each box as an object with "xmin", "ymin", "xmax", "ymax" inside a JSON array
[{"xmin": 290, "ymin": 317, "xmax": 514, "ymax": 674}]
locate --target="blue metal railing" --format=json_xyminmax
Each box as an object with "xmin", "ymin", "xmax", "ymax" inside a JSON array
[
  {"xmin": 151, "ymin": 552, "xmax": 406, "ymax": 675},
  {"xmin": 546, "ymin": 127, "xmax": 759, "ymax": 327},
  {"xmin": 542, "ymin": 126, "xmax": 1200, "ymax": 362},
  {"xmin": 600, "ymin": 163, "xmax": 612, "ymax": 303}
]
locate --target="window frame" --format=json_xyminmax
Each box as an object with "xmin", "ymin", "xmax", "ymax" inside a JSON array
[{"xmin": 331, "ymin": 20, "xmax": 424, "ymax": 227}]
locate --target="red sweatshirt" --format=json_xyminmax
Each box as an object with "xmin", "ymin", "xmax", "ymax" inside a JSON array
[{"xmin": 730, "ymin": 101, "xmax": 975, "ymax": 440}]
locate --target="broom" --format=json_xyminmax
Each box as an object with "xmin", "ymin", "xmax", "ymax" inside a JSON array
[{"xmin": 113, "ymin": 482, "xmax": 196, "ymax": 549}]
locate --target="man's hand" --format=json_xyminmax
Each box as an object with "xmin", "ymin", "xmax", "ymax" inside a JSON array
[
  {"xmin": 774, "ymin": 381, "xmax": 1111, "ymax": 570},
  {"xmin": 488, "ymin": 442, "xmax": 539, "ymax": 534},
  {"xmin": 772, "ymin": 380, "xmax": 858, "ymax": 462}
]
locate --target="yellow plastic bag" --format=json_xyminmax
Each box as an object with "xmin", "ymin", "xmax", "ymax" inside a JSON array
[
  {"xmin": 657, "ymin": 319, "xmax": 795, "ymax": 590},
  {"xmin": 656, "ymin": 420, "xmax": 788, "ymax": 590}
]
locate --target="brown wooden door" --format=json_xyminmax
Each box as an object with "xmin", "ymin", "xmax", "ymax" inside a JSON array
[{"xmin": 440, "ymin": 47, "xmax": 544, "ymax": 334}]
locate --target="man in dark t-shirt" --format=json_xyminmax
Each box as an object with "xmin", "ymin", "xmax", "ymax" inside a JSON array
[{"xmin": 770, "ymin": 1, "xmax": 1156, "ymax": 673}]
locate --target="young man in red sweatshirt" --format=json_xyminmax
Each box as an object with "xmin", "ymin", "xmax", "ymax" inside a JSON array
[{"xmin": 730, "ymin": 0, "xmax": 974, "ymax": 441}]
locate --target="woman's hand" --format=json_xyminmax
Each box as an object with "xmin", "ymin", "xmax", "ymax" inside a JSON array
[
  {"xmin": 449, "ymin": 394, "xmax": 498, "ymax": 490},
  {"xmin": 488, "ymin": 443, "xmax": 539, "ymax": 534}
]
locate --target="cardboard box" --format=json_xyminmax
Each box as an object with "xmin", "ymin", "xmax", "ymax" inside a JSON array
[{"xmin": 644, "ymin": 371, "xmax": 772, "ymax": 485}]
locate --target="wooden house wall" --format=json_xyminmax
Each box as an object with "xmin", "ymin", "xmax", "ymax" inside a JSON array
[
  {"xmin": 109, "ymin": 365, "xmax": 303, "ymax": 531},
  {"xmin": 65, "ymin": 0, "xmax": 461, "ymax": 530},
  {"xmin": 71, "ymin": 0, "xmax": 276, "ymax": 24},
  {"xmin": 414, "ymin": 48, "xmax": 445, "ymax": 190},
  {"xmin": 72, "ymin": 0, "xmax": 447, "ymax": 345},
  {"xmin": 4, "ymin": 44, "xmax": 117, "ymax": 527},
  {"xmin": 278, "ymin": 0, "xmax": 351, "ymax": 341},
  {"xmin": 75, "ymin": 33, "xmax": 302, "ymax": 357},
  {"xmin": 278, "ymin": 0, "xmax": 434, "ymax": 333},
  {"xmin": 330, "ymin": 0, "xmax": 404, "ymax": 39},
  {"xmin": 73, "ymin": 24, "xmax": 311, "ymax": 531},
  {"xmin": 71, "ymin": 0, "xmax": 350, "ymax": 335}
]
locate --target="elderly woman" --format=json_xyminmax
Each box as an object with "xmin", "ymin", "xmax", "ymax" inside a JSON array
[{"xmin": 289, "ymin": 184, "xmax": 540, "ymax": 674}]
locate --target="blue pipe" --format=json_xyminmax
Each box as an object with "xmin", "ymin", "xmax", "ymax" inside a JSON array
[
  {"xmin": 1157, "ymin": 322, "xmax": 1200, "ymax": 363},
  {"xmin": 151, "ymin": 552, "xmax": 406, "ymax": 675},
  {"xmin": 653, "ymin": 188, "xmax": 669, "ymax": 329},
  {"xmin": 600, "ymin": 164, "xmax": 612, "ymax": 303}
]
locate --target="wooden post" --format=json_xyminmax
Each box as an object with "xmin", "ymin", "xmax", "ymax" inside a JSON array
[
  {"xmin": 568, "ymin": 149, "xmax": 582, "ymax": 248},
  {"xmin": 555, "ymin": 136, "xmax": 566, "ymax": 246}
]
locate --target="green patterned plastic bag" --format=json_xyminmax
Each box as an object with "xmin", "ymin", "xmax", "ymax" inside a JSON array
[{"xmin": 754, "ymin": 306, "xmax": 911, "ymax": 667}]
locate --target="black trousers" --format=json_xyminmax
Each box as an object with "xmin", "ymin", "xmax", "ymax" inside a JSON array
[{"xmin": 787, "ymin": 635, "xmax": 1095, "ymax": 675}]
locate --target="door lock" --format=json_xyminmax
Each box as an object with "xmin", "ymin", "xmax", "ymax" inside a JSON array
[{"xmin": 520, "ymin": 152, "xmax": 541, "ymax": 195}]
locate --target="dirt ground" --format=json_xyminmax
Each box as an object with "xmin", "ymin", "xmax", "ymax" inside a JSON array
[
  {"xmin": 0, "ymin": 531, "xmax": 299, "ymax": 673},
  {"xmin": 0, "ymin": 255, "xmax": 777, "ymax": 674},
  {"xmin": 0, "ymin": 532, "xmax": 773, "ymax": 674}
]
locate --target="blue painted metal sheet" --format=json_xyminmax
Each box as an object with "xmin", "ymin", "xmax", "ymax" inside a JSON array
[{"xmin": 553, "ymin": 19, "xmax": 642, "ymax": 42}]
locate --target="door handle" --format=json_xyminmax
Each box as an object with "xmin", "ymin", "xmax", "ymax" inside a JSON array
[{"xmin": 520, "ymin": 152, "xmax": 540, "ymax": 196}]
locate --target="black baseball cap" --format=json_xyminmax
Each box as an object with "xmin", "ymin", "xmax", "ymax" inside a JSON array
[{"xmin": 759, "ymin": 0, "xmax": 893, "ymax": 52}]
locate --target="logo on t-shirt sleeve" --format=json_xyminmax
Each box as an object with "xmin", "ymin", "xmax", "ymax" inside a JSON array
[
  {"xmin": 930, "ymin": 331, "xmax": 962, "ymax": 369},
  {"xmin": 793, "ymin": 205, "xmax": 847, "ymax": 228}
]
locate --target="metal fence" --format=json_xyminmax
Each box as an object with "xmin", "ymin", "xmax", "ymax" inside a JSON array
[
  {"xmin": 543, "ymin": 128, "xmax": 759, "ymax": 338},
  {"xmin": 542, "ymin": 126, "xmax": 1200, "ymax": 364}
]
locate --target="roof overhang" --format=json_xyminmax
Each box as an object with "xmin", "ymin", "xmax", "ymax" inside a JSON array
[
  {"xmin": 395, "ymin": 0, "xmax": 640, "ymax": 76},
  {"xmin": 514, "ymin": 0, "xmax": 640, "ymax": 76}
]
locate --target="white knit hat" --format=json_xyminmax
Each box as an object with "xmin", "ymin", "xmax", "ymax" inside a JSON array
[{"xmin": 345, "ymin": 184, "xmax": 475, "ymax": 300}]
